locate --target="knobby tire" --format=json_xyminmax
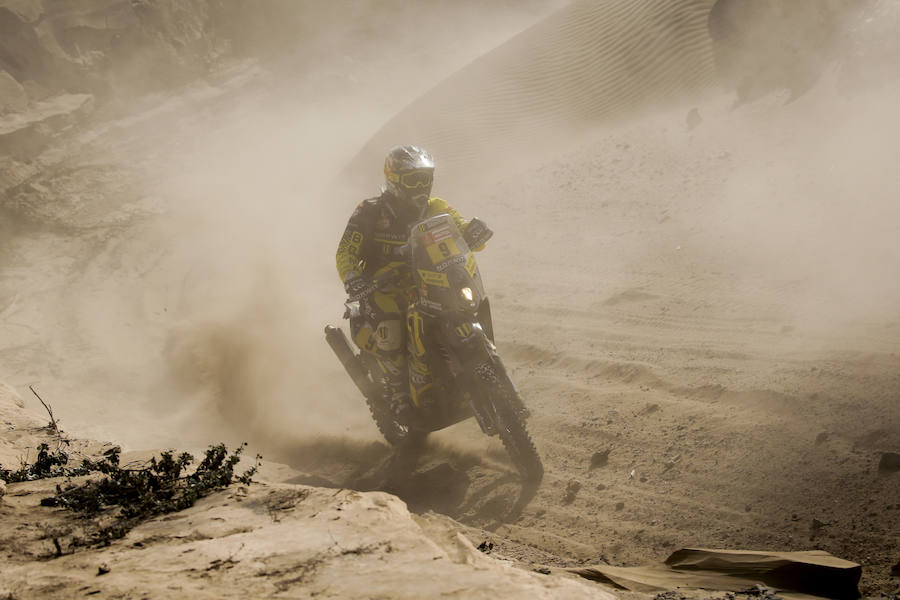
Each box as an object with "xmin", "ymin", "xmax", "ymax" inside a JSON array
[
  {"xmin": 479, "ymin": 366, "xmax": 543, "ymax": 483},
  {"xmin": 365, "ymin": 382, "xmax": 409, "ymax": 447}
]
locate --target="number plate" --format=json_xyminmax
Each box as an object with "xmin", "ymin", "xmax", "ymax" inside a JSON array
[{"xmin": 425, "ymin": 237, "xmax": 462, "ymax": 265}]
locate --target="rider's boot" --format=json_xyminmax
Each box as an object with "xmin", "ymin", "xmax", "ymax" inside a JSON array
[{"xmin": 383, "ymin": 361, "xmax": 413, "ymax": 427}]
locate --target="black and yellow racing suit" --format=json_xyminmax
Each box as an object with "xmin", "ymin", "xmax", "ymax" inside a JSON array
[{"xmin": 336, "ymin": 192, "xmax": 482, "ymax": 406}]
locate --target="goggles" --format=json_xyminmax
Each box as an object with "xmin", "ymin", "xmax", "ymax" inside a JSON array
[{"xmin": 399, "ymin": 170, "xmax": 433, "ymax": 189}]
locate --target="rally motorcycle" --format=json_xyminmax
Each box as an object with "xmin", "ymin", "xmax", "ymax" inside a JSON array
[{"xmin": 325, "ymin": 213, "xmax": 543, "ymax": 482}]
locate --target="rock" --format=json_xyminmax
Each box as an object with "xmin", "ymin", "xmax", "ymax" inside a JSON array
[
  {"xmin": 891, "ymin": 559, "xmax": 899, "ymax": 576},
  {"xmin": 563, "ymin": 480, "xmax": 581, "ymax": 505},
  {"xmin": 810, "ymin": 519, "xmax": 829, "ymax": 538},
  {"xmin": 0, "ymin": 70, "xmax": 29, "ymax": 113},
  {"xmin": 738, "ymin": 584, "xmax": 776, "ymax": 596},
  {"xmin": 0, "ymin": 479, "xmax": 6, "ymax": 499},
  {"xmin": 878, "ymin": 452, "xmax": 900, "ymax": 473},
  {"xmin": 638, "ymin": 403, "xmax": 660, "ymax": 416},
  {"xmin": 97, "ymin": 563, "xmax": 110, "ymax": 575},
  {"xmin": 5, "ymin": 483, "xmax": 614, "ymax": 599},
  {"xmin": 662, "ymin": 455, "xmax": 680, "ymax": 472},
  {"xmin": 590, "ymin": 448, "xmax": 610, "ymax": 469},
  {"xmin": 615, "ymin": 501, "xmax": 625, "ymax": 511}
]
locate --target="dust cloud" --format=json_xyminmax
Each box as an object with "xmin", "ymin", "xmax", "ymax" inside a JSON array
[
  {"xmin": 707, "ymin": 91, "xmax": 900, "ymax": 331},
  {"xmin": 2, "ymin": 0, "xmax": 895, "ymax": 451},
  {"xmin": 5, "ymin": 0, "xmax": 895, "ymax": 450},
  {"xmin": 7, "ymin": 0, "xmax": 566, "ymax": 452},
  {"xmin": 3, "ymin": 1, "xmax": 899, "ymax": 594},
  {"xmin": 696, "ymin": 1, "xmax": 900, "ymax": 337}
]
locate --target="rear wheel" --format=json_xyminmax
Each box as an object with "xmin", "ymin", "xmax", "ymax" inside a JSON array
[
  {"xmin": 365, "ymin": 380, "xmax": 410, "ymax": 446},
  {"xmin": 358, "ymin": 354, "xmax": 409, "ymax": 446}
]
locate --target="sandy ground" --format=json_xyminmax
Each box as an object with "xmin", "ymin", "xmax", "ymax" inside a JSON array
[
  {"xmin": 1, "ymin": 1, "xmax": 899, "ymax": 598},
  {"xmin": 281, "ymin": 85, "xmax": 900, "ymax": 596}
]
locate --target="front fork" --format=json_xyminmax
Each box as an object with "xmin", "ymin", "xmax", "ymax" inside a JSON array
[{"xmin": 437, "ymin": 318, "xmax": 525, "ymax": 436}]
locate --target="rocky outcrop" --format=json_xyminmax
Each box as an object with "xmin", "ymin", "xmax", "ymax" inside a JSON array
[
  {"xmin": 0, "ymin": 385, "xmax": 614, "ymax": 599},
  {"xmin": 0, "ymin": 0, "xmax": 200, "ymax": 164},
  {"xmin": 0, "ymin": 92, "xmax": 92, "ymax": 157},
  {"xmin": 0, "ymin": 0, "xmax": 225, "ymax": 102},
  {"xmin": 1, "ymin": 481, "xmax": 615, "ymax": 598}
]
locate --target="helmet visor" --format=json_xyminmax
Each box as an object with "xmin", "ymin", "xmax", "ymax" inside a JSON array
[{"xmin": 399, "ymin": 170, "xmax": 433, "ymax": 190}]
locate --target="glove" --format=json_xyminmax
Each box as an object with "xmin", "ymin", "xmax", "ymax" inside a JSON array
[
  {"xmin": 393, "ymin": 244, "xmax": 410, "ymax": 260},
  {"xmin": 344, "ymin": 274, "xmax": 375, "ymax": 301}
]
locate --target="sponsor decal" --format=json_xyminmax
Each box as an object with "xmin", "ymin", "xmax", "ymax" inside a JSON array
[
  {"xmin": 465, "ymin": 253, "xmax": 478, "ymax": 278},
  {"xmin": 338, "ymin": 230, "xmax": 364, "ymax": 255},
  {"xmin": 455, "ymin": 323, "xmax": 473, "ymax": 338},
  {"xmin": 375, "ymin": 232, "xmax": 407, "ymax": 241},
  {"xmin": 417, "ymin": 269, "xmax": 450, "ymax": 288},
  {"xmin": 435, "ymin": 254, "xmax": 466, "ymax": 271},
  {"xmin": 432, "ymin": 226, "xmax": 453, "ymax": 242},
  {"xmin": 419, "ymin": 298, "xmax": 443, "ymax": 312}
]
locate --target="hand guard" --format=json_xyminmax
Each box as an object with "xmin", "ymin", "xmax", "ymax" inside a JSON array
[
  {"xmin": 463, "ymin": 217, "xmax": 493, "ymax": 249},
  {"xmin": 344, "ymin": 275, "xmax": 376, "ymax": 301}
]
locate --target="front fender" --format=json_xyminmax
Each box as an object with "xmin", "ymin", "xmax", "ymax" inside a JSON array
[{"xmin": 439, "ymin": 317, "xmax": 493, "ymax": 358}]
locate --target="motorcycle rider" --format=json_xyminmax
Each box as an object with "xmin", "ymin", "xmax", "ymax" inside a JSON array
[{"xmin": 336, "ymin": 145, "xmax": 488, "ymax": 423}]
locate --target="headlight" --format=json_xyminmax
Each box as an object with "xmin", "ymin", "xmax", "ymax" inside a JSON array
[{"xmin": 459, "ymin": 286, "xmax": 478, "ymax": 310}]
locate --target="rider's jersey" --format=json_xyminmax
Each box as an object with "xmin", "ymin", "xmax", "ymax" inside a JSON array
[{"xmin": 336, "ymin": 193, "xmax": 477, "ymax": 285}]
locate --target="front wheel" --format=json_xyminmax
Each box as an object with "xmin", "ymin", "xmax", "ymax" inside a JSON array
[
  {"xmin": 495, "ymin": 397, "xmax": 543, "ymax": 483},
  {"xmin": 479, "ymin": 366, "xmax": 543, "ymax": 483}
]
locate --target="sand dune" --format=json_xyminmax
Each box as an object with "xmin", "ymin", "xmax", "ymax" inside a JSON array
[{"xmin": 350, "ymin": 0, "xmax": 718, "ymax": 181}]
